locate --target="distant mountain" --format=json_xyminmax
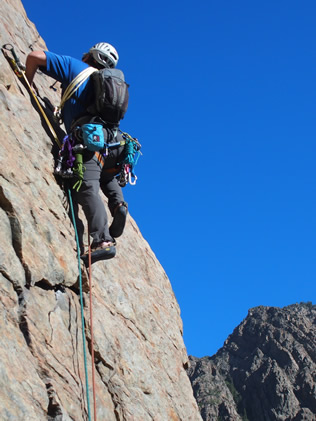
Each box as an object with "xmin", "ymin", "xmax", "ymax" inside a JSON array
[{"xmin": 187, "ymin": 303, "xmax": 316, "ymax": 421}]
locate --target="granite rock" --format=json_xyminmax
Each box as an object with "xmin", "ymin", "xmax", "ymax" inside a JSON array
[{"xmin": 0, "ymin": 1, "xmax": 202, "ymax": 419}]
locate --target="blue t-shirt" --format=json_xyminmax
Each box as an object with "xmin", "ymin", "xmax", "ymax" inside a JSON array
[{"xmin": 42, "ymin": 51, "xmax": 94, "ymax": 131}]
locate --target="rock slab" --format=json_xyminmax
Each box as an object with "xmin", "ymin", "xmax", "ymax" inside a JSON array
[{"xmin": 0, "ymin": 1, "xmax": 202, "ymax": 420}]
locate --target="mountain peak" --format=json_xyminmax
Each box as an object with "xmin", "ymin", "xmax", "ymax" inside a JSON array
[{"xmin": 188, "ymin": 303, "xmax": 315, "ymax": 421}]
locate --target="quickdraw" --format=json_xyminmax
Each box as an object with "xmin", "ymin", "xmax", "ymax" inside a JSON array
[
  {"xmin": 2, "ymin": 44, "xmax": 62, "ymax": 148},
  {"xmin": 118, "ymin": 164, "xmax": 137, "ymax": 187},
  {"xmin": 118, "ymin": 130, "xmax": 142, "ymax": 187}
]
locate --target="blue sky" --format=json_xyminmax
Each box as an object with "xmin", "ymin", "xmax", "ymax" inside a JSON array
[{"xmin": 22, "ymin": 0, "xmax": 316, "ymax": 357}]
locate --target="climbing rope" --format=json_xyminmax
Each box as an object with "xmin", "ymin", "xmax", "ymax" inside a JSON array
[
  {"xmin": 57, "ymin": 67, "xmax": 97, "ymax": 113},
  {"xmin": 2, "ymin": 43, "xmax": 97, "ymax": 420},
  {"xmin": 68, "ymin": 188, "xmax": 92, "ymax": 421},
  {"xmin": 87, "ymin": 234, "xmax": 97, "ymax": 421}
]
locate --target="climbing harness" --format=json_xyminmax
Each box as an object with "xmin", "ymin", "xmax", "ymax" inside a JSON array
[
  {"xmin": 2, "ymin": 44, "xmax": 62, "ymax": 148},
  {"xmin": 2, "ymin": 44, "xmax": 98, "ymax": 420},
  {"xmin": 55, "ymin": 125, "xmax": 142, "ymax": 189}
]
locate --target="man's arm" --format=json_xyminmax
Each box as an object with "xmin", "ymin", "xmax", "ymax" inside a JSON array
[{"xmin": 25, "ymin": 51, "xmax": 47, "ymax": 84}]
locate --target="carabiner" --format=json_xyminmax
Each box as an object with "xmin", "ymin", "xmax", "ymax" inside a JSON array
[{"xmin": 128, "ymin": 171, "xmax": 137, "ymax": 186}]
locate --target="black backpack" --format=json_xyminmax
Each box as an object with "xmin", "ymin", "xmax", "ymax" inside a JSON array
[{"xmin": 87, "ymin": 68, "xmax": 129, "ymax": 125}]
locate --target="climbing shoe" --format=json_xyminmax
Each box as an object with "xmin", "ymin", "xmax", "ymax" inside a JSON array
[
  {"xmin": 109, "ymin": 203, "xmax": 128, "ymax": 238},
  {"xmin": 81, "ymin": 241, "xmax": 116, "ymax": 266}
]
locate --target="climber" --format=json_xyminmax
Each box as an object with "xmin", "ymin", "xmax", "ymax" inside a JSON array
[{"xmin": 25, "ymin": 43, "xmax": 129, "ymax": 263}]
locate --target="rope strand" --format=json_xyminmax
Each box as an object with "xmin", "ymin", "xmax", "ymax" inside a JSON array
[
  {"xmin": 68, "ymin": 188, "xmax": 92, "ymax": 421},
  {"xmin": 88, "ymin": 233, "xmax": 97, "ymax": 421}
]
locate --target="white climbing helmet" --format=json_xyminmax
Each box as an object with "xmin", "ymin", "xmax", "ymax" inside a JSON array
[{"xmin": 89, "ymin": 42, "xmax": 119, "ymax": 68}]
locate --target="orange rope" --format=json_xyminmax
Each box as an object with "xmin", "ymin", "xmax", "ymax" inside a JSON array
[{"xmin": 88, "ymin": 235, "xmax": 97, "ymax": 421}]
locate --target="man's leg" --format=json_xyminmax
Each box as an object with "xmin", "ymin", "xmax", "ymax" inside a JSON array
[
  {"xmin": 100, "ymin": 176, "xmax": 128, "ymax": 238},
  {"xmin": 72, "ymin": 155, "xmax": 114, "ymax": 248}
]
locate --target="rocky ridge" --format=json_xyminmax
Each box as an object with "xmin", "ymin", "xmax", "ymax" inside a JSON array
[
  {"xmin": 187, "ymin": 303, "xmax": 316, "ymax": 421},
  {"xmin": 0, "ymin": 0, "xmax": 202, "ymax": 420}
]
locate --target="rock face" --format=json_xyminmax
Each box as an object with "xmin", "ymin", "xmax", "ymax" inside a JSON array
[
  {"xmin": 187, "ymin": 303, "xmax": 316, "ymax": 421},
  {"xmin": 0, "ymin": 1, "xmax": 202, "ymax": 420}
]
